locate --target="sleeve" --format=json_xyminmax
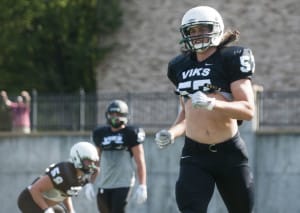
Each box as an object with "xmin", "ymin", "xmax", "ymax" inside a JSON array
[
  {"xmin": 92, "ymin": 127, "xmax": 104, "ymax": 148},
  {"xmin": 223, "ymin": 46, "xmax": 255, "ymax": 83},
  {"xmin": 167, "ymin": 60, "xmax": 178, "ymax": 86},
  {"xmin": 126, "ymin": 126, "xmax": 146, "ymax": 148},
  {"xmin": 135, "ymin": 127, "xmax": 146, "ymax": 143},
  {"xmin": 8, "ymin": 102, "xmax": 18, "ymax": 109}
]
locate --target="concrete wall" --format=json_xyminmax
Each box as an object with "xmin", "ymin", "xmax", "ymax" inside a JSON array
[
  {"xmin": 96, "ymin": 0, "xmax": 299, "ymax": 92},
  {"xmin": 1, "ymin": 122, "xmax": 300, "ymax": 213}
]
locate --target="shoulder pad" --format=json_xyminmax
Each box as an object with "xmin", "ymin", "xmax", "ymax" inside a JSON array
[
  {"xmin": 169, "ymin": 52, "xmax": 193, "ymax": 67},
  {"xmin": 220, "ymin": 46, "xmax": 245, "ymax": 57},
  {"xmin": 93, "ymin": 126, "xmax": 109, "ymax": 132}
]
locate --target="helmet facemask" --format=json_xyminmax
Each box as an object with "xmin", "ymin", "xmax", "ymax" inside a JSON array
[
  {"xmin": 76, "ymin": 152, "xmax": 98, "ymax": 174},
  {"xmin": 180, "ymin": 22, "xmax": 222, "ymax": 52},
  {"xmin": 106, "ymin": 112, "xmax": 128, "ymax": 128},
  {"xmin": 105, "ymin": 100, "xmax": 129, "ymax": 128}
]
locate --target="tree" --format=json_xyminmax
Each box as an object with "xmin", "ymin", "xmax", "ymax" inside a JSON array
[{"xmin": 0, "ymin": 0, "xmax": 122, "ymax": 93}]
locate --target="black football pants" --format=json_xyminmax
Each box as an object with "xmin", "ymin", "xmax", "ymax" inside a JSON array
[{"xmin": 176, "ymin": 133, "xmax": 254, "ymax": 213}]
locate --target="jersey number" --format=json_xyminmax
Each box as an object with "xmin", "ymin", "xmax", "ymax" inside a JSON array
[
  {"xmin": 178, "ymin": 79, "xmax": 212, "ymax": 92},
  {"xmin": 240, "ymin": 55, "xmax": 253, "ymax": 73},
  {"xmin": 51, "ymin": 167, "xmax": 63, "ymax": 184}
]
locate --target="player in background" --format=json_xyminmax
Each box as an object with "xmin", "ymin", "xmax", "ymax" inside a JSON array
[
  {"xmin": 155, "ymin": 6, "xmax": 255, "ymax": 213},
  {"xmin": 85, "ymin": 100, "xmax": 147, "ymax": 213},
  {"xmin": 1, "ymin": 90, "xmax": 31, "ymax": 133},
  {"xmin": 17, "ymin": 142, "xmax": 99, "ymax": 213}
]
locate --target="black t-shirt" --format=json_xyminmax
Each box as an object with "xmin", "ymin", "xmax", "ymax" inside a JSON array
[{"xmin": 92, "ymin": 125, "xmax": 146, "ymax": 152}]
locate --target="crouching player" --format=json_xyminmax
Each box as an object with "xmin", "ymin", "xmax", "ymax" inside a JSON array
[{"xmin": 17, "ymin": 141, "xmax": 99, "ymax": 213}]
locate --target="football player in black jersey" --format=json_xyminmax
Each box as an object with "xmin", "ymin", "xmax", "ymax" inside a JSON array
[
  {"xmin": 85, "ymin": 100, "xmax": 147, "ymax": 213},
  {"xmin": 17, "ymin": 142, "xmax": 99, "ymax": 213},
  {"xmin": 155, "ymin": 6, "xmax": 255, "ymax": 213}
]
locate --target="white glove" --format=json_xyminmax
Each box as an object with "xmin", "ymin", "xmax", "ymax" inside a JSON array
[
  {"xmin": 44, "ymin": 208, "xmax": 55, "ymax": 213},
  {"xmin": 85, "ymin": 183, "xmax": 96, "ymax": 201},
  {"xmin": 133, "ymin": 185, "xmax": 147, "ymax": 204},
  {"xmin": 155, "ymin": 129, "xmax": 173, "ymax": 148},
  {"xmin": 190, "ymin": 91, "xmax": 216, "ymax": 110}
]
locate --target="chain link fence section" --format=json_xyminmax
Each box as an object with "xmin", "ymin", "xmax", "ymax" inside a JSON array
[
  {"xmin": 256, "ymin": 90, "xmax": 300, "ymax": 131},
  {"xmin": 31, "ymin": 91, "xmax": 179, "ymax": 132},
  {"xmin": 3, "ymin": 89, "xmax": 299, "ymax": 133}
]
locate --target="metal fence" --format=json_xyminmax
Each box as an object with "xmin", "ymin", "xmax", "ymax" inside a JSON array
[
  {"xmin": 255, "ymin": 90, "xmax": 300, "ymax": 131},
  {"xmin": 30, "ymin": 91, "xmax": 179, "ymax": 132},
  {"xmin": 1, "ymin": 90, "xmax": 300, "ymax": 133}
]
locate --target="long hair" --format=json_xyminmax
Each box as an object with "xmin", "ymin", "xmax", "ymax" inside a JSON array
[{"xmin": 218, "ymin": 29, "xmax": 240, "ymax": 48}]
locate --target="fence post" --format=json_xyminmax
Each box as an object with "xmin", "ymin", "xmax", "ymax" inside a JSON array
[
  {"xmin": 79, "ymin": 88, "xmax": 85, "ymax": 131},
  {"xmin": 31, "ymin": 89, "xmax": 38, "ymax": 132},
  {"xmin": 127, "ymin": 92, "xmax": 133, "ymax": 124},
  {"xmin": 253, "ymin": 84, "xmax": 264, "ymax": 131}
]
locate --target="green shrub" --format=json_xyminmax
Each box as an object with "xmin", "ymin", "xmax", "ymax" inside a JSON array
[{"xmin": 0, "ymin": 0, "xmax": 122, "ymax": 93}]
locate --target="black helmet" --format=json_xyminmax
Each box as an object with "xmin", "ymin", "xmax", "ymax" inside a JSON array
[{"xmin": 105, "ymin": 100, "xmax": 129, "ymax": 128}]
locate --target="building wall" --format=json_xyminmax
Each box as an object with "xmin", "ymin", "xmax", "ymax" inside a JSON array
[
  {"xmin": 96, "ymin": 0, "xmax": 299, "ymax": 92},
  {"xmin": 1, "ymin": 121, "xmax": 300, "ymax": 212}
]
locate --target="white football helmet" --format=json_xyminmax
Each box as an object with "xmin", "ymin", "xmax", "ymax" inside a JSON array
[
  {"xmin": 70, "ymin": 141, "xmax": 99, "ymax": 174},
  {"xmin": 180, "ymin": 6, "xmax": 224, "ymax": 52}
]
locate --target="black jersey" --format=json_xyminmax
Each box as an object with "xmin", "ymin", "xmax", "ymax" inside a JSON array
[
  {"xmin": 92, "ymin": 125, "xmax": 146, "ymax": 188},
  {"xmin": 33, "ymin": 162, "xmax": 87, "ymax": 202},
  {"xmin": 168, "ymin": 46, "xmax": 255, "ymax": 95},
  {"xmin": 92, "ymin": 125, "xmax": 146, "ymax": 152}
]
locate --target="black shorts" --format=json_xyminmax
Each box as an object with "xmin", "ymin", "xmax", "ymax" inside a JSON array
[
  {"xmin": 96, "ymin": 187, "xmax": 131, "ymax": 213},
  {"xmin": 175, "ymin": 133, "xmax": 254, "ymax": 213},
  {"xmin": 18, "ymin": 188, "xmax": 43, "ymax": 213},
  {"xmin": 17, "ymin": 187, "xmax": 66, "ymax": 213}
]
